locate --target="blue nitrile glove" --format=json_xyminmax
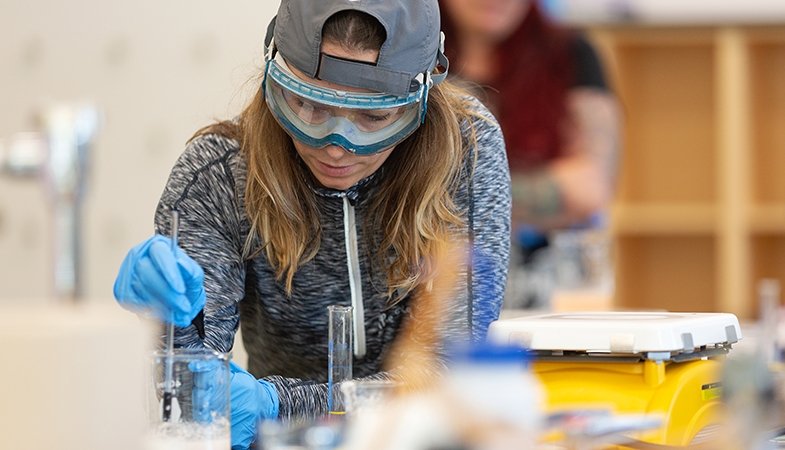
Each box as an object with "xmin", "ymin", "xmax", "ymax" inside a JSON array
[
  {"xmin": 190, "ymin": 358, "xmax": 230, "ymax": 423},
  {"xmin": 229, "ymin": 361, "xmax": 279, "ymax": 450},
  {"xmin": 113, "ymin": 235, "xmax": 206, "ymax": 327}
]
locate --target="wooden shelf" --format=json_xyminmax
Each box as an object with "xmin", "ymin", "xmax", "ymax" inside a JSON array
[
  {"xmin": 614, "ymin": 235, "xmax": 717, "ymax": 313},
  {"xmin": 750, "ymin": 40, "xmax": 785, "ymax": 204},
  {"xmin": 749, "ymin": 205, "xmax": 785, "ymax": 233},
  {"xmin": 613, "ymin": 42, "xmax": 717, "ymax": 204},
  {"xmin": 745, "ymin": 27, "xmax": 785, "ymax": 44},
  {"xmin": 589, "ymin": 25, "xmax": 785, "ymax": 320},
  {"xmin": 594, "ymin": 27, "xmax": 715, "ymax": 46},
  {"xmin": 611, "ymin": 203, "xmax": 717, "ymax": 235}
]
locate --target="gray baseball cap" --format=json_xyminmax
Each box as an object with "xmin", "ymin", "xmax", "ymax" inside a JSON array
[{"xmin": 265, "ymin": 0, "xmax": 449, "ymax": 97}]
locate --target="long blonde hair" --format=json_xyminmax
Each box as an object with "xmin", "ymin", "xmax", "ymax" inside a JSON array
[{"xmin": 192, "ymin": 12, "xmax": 481, "ymax": 301}]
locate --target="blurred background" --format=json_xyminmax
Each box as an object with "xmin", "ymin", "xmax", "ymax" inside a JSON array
[
  {"xmin": 0, "ymin": 0, "xmax": 277, "ymax": 302},
  {"xmin": 1, "ymin": 0, "xmax": 784, "ymax": 322}
]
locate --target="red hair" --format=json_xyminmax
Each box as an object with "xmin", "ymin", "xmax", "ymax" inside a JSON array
[{"xmin": 439, "ymin": 2, "xmax": 575, "ymax": 170}]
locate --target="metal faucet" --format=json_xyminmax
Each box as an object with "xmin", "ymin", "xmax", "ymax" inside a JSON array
[{"xmin": 0, "ymin": 104, "xmax": 100, "ymax": 301}]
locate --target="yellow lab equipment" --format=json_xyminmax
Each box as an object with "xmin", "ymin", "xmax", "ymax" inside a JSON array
[{"xmin": 488, "ymin": 312, "xmax": 741, "ymax": 446}]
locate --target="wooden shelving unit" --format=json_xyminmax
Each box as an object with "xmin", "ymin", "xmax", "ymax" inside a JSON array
[{"xmin": 589, "ymin": 25, "xmax": 785, "ymax": 320}]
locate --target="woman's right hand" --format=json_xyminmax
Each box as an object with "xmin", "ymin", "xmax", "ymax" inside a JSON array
[{"xmin": 113, "ymin": 235, "xmax": 205, "ymax": 326}]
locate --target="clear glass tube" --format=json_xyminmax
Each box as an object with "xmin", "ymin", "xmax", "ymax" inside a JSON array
[
  {"xmin": 758, "ymin": 278, "xmax": 781, "ymax": 363},
  {"xmin": 327, "ymin": 305, "xmax": 353, "ymax": 415},
  {"xmin": 162, "ymin": 209, "xmax": 179, "ymax": 421}
]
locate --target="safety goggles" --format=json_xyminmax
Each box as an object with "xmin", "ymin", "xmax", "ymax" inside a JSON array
[{"xmin": 263, "ymin": 54, "xmax": 429, "ymax": 155}]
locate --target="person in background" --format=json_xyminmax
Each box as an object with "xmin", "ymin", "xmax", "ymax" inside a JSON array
[
  {"xmin": 112, "ymin": 0, "xmax": 510, "ymax": 448},
  {"xmin": 439, "ymin": 0, "xmax": 621, "ymax": 308}
]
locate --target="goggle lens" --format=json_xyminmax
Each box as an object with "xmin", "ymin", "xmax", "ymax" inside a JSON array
[{"xmin": 263, "ymin": 56, "xmax": 427, "ymax": 155}]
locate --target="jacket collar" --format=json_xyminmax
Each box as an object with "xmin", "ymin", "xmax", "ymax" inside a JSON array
[{"xmin": 309, "ymin": 172, "xmax": 378, "ymax": 205}]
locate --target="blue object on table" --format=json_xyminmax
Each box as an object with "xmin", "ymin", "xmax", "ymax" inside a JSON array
[
  {"xmin": 190, "ymin": 358, "xmax": 230, "ymax": 423},
  {"xmin": 229, "ymin": 361, "xmax": 280, "ymax": 450}
]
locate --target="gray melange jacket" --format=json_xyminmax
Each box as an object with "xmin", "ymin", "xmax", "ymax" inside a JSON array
[{"xmin": 154, "ymin": 96, "xmax": 510, "ymax": 421}]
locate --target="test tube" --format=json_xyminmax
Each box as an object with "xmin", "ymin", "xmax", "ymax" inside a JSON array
[{"xmin": 327, "ymin": 305, "xmax": 353, "ymax": 415}]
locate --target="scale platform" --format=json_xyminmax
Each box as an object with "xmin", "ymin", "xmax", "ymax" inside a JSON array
[
  {"xmin": 488, "ymin": 311, "xmax": 742, "ymax": 361},
  {"xmin": 487, "ymin": 311, "xmax": 744, "ymax": 447}
]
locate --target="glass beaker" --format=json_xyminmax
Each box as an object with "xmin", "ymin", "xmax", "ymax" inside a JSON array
[
  {"xmin": 258, "ymin": 420, "xmax": 343, "ymax": 450},
  {"xmin": 341, "ymin": 379, "xmax": 397, "ymax": 416},
  {"xmin": 550, "ymin": 228, "xmax": 612, "ymax": 290},
  {"xmin": 145, "ymin": 348, "xmax": 231, "ymax": 450}
]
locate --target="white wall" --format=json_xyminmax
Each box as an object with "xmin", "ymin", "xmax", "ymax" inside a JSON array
[{"xmin": 0, "ymin": 1, "xmax": 277, "ymax": 301}]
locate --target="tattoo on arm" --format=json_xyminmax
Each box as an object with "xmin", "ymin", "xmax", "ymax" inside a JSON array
[
  {"xmin": 510, "ymin": 171, "xmax": 564, "ymax": 219},
  {"xmin": 566, "ymin": 89, "xmax": 622, "ymax": 187}
]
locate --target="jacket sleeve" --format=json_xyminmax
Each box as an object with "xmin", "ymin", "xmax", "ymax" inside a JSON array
[
  {"xmin": 463, "ymin": 100, "xmax": 512, "ymax": 341},
  {"xmin": 153, "ymin": 135, "xmax": 247, "ymax": 353},
  {"xmin": 263, "ymin": 371, "xmax": 391, "ymax": 421}
]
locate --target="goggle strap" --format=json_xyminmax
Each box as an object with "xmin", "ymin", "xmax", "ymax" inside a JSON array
[
  {"xmin": 420, "ymin": 82, "xmax": 430, "ymax": 125},
  {"xmin": 261, "ymin": 58, "xmax": 273, "ymax": 99},
  {"xmin": 269, "ymin": 59, "xmax": 422, "ymax": 108}
]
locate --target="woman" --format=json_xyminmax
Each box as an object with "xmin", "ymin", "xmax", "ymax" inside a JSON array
[
  {"xmin": 439, "ymin": 0, "xmax": 620, "ymax": 231},
  {"xmin": 113, "ymin": 0, "xmax": 510, "ymax": 448}
]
